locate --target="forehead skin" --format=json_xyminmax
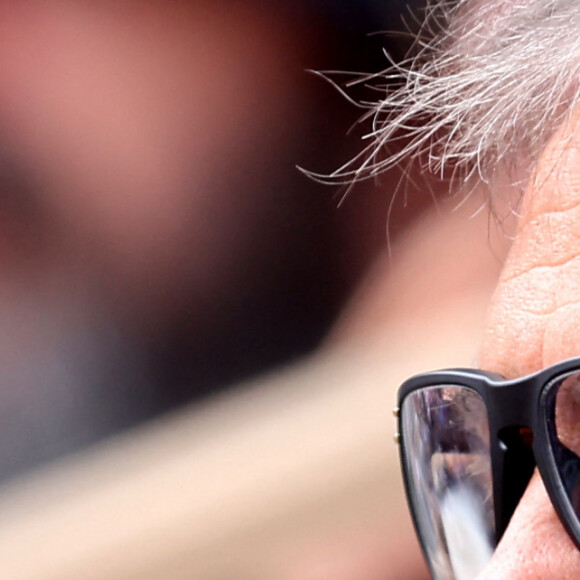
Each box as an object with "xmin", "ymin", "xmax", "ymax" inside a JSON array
[
  {"xmin": 479, "ymin": 109, "xmax": 580, "ymax": 378},
  {"xmin": 477, "ymin": 110, "xmax": 580, "ymax": 576}
]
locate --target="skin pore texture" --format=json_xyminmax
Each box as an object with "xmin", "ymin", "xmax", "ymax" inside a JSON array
[{"xmin": 479, "ymin": 109, "xmax": 580, "ymax": 378}]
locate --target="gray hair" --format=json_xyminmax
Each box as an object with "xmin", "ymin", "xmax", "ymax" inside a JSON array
[{"xmin": 329, "ymin": 0, "xmax": 580, "ymax": 199}]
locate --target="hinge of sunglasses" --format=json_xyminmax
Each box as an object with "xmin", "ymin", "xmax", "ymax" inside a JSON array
[{"xmin": 393, "ymin": 406, "xmax": 401, "ymax": 444}]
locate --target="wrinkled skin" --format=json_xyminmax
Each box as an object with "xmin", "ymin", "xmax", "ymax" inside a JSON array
[{"xmin": 477, "ymin": 109, "xmax": 580, "ymax": 577}]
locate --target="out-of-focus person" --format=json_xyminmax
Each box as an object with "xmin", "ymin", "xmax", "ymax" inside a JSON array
[{"xmin": 0, "ymin": 0, "xmax": 399, "ymax": 481}]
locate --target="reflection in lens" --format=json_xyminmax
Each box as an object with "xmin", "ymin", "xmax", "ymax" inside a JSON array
[
  {"xmin": 401, "ymin": 386, "xmax": 494, "ymax": 580},
  {"xmin": 550, "ymin": 372, "xmax": 580, "ymax": 517}
]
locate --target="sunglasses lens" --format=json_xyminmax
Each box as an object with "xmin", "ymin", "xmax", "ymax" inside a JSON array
[
  {"xmin": 549, "ymin": 371, "xmax": 580, "ymax": 520},
  {"xmin": 401, "ymin": 386, "xmax": 495, "ymax": 580}
]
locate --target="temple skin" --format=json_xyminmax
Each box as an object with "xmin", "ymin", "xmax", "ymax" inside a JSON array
[{"xmin": 476, "ymin": 109, "xmax": 580, "ymax": 577}]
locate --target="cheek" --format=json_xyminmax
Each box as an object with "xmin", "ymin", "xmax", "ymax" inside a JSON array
[{"xmin": 477, "ymin": 474, "xmax": 580, "ymax": 580}]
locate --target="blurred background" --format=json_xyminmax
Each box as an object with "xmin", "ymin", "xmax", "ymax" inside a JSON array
[{"xmin": 0, "ymin": 1, "xmax": 509, "ymax": 579}]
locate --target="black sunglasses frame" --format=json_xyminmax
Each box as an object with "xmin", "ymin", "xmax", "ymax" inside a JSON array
[{"xmin": 396, "ymin": 356, "xmax": 580, "ymax": 577}]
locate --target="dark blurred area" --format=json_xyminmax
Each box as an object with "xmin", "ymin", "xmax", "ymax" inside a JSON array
[{"xmin": 0, "ymin": 0, "xmax": 426, "ymax": 482}]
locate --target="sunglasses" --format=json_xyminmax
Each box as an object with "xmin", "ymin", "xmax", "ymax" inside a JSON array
[{"xmin": 395, "ymin": 357, "xmax": 580, "ymax": 580}]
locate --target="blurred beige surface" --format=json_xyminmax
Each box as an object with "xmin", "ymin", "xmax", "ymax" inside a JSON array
[
  {"xmin": 0, "ymin": 347, "xmax": 467, "ymax": 580},
  {"xmin": 0, "ymin": 197, "xmax": 508, "ymax": 580}
]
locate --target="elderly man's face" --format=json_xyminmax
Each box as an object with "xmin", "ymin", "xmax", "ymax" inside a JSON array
[
  {"xmin": 473, "ymin": 109, "xmax": 580, "ymax": 577},
  {"xmin": 372, "ymin": 2, "xmax": 580, "ymax": 576},
  {"xmin": 396, "ymin": 109, "xmax": 580, "ymax": 579}
]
